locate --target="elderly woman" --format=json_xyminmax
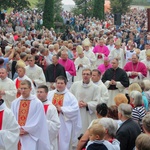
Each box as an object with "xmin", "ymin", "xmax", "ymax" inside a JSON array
[
  {"xmin": 130, "ymin": 91, "xmax": 147, "ymax": 130},
  {"xmin": 77, "ymin": 103, "xmax": 120, "ymax": 150},
  {"xmin": 99, "ymin": 118, "xmax": 120, "ymax": 148}
]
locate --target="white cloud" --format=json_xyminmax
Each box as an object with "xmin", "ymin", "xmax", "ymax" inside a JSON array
[{"xmin": 62, "ymin": 0, "xmax": 75, "ymax": 5}]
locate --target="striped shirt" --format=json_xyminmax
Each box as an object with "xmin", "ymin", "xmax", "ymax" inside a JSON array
[{"xmin": 132, "ymin": 106, "xmax": 146, "ymax": 122}]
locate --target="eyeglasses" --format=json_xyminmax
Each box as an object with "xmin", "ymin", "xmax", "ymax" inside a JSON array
[{"xmin": 82, "ymin": 73, "xmax": 91, "ymax": 76}]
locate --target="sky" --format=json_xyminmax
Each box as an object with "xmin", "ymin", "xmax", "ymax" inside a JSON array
[{"xmin": 62, "ymin": 0, "xmax": 75, "ymax": 5}]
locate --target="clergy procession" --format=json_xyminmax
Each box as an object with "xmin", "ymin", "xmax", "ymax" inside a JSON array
[{"xmin": 1, "ymin": 7, "xmax": 150, "ymax": 150}]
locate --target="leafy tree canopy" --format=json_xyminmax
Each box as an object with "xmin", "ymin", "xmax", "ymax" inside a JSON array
[
  {"xmin": 36, "ymin": 0, "xmax": 63, "ymax": 22},
  {"xmin": 1, "ymin": 0, "xmax": 30, "ymax": 11},
  {"xmin": 110, "ymin": 0, "xmax": 132, "ymax": 14}
]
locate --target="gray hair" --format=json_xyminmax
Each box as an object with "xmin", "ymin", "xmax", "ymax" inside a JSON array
[
  {"xmin": 118, "ymin": 103, "xmax": 132, "ymax": 118},
  {"xmin": 99, "ymin": 118, "xmax": 118, "ymax": 138},
  {"xmin": 32, "ymin": 41, "xmax": 39, "ymax": 47},
  {"xmin": 20, "ymin": 52, "xmax": 27, "ymax": 59},
  {"xmin": 130, "ymin": 91, "xmax": 143, "ymax": 107},
  {"xmin": 25, "ymin": 48, "xmax": 31, "ymax": 54},
  {"xmin": 40, "ymin": 47, "xmax": 46, "ymax": 54}
]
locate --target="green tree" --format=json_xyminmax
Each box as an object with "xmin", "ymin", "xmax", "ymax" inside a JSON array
[
  {"xmin": 73, "ymin": 0, "xmax": 94, "ymax": 17},
  {"xmin": 93, "ymin": 0, "xmax": 104, "ymax": 19},
  {"xmin": 1, "ymin": 1, "xmax": 10, "ymax": 9},
  {"xmin": 36, "ymin": 0, "xmax": 62, "ymax": 22},
  {"xmin": 0, "ymin": 0, "xmax": 30, "ymax": 10},
  {"xmin": 12, "ymin": 0, "xmax": 30, "ymax": 11},
  {"xmin": 43, "ymin": 0, "xmax": 54, "ymax": 29},
  {"xmin": 110, "ymin": 0, "xmax": 132, "ymax": 14},
  {"xmin": 53, "ymin": 0, "xmax": 63, "ymax": 22}
]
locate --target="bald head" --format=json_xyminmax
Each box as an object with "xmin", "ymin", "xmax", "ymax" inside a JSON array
[{"xmin": 0, "ymin": 68, "xmax": 8, "ymax": 80}]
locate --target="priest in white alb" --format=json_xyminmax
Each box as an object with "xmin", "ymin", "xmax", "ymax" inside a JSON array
[
  {"xmin": 48, "ymin": 76, "xmax": 82, "ymax": 150},
  {"xmin": 0, "ymin": 68, "xmax": 16, "ymax": 108},
  {"xmin": 25, "ymin": 55, "xmax": 46, "ymax": 88},
  {"xmin": 0, "ymin": 97, "xmax": 19, "ymax": 150},
  {"xmin": 11, "ymin": 80, "xmax": 50, "ymax": 150},
  {"xmin": 70, "ymin": 69, "xmax": 100, "ymax": 133},
  {"xmin": 91, "ymin": 69, "xmax": 109, "ymax": 104},
  {"xmin": 74, "ymin": 45, "xmax": 91, "ymax": 81},
  {"xmin": 82, "ymin": 38, "xmax": 96, "ymax": 69},
  {"xmin": 37, "ymin": 85, "xmax": 60, "ymax": 150},
  {"xmin": 139, "ymin": 43, "xmax": 150, "ymax": 61},
  {"xmin": 108, "ymin": 39, "xmax": 125, "ymax": 68}
]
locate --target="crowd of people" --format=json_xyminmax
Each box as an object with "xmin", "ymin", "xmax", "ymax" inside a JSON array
[{"xmin": 0, "ymin": 7, "xmax": 150, "ymax": 150}]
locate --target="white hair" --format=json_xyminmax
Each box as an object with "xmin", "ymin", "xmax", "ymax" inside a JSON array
[
  {"xmin": 5, "ymin": 46, "xmax": 11, "ymax": 53},
  {"xmin": 48, "ymin": 44, "xmax": 54, "ymax": 49},
  {"xmin": 130, "ymin": 90, "xmax": 143, "ymax": 106},
  {"xmin": 99, "ymin": 118, "xmax": 118, "ymax": 138}
]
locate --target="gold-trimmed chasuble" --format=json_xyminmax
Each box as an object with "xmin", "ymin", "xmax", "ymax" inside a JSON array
[{"xmin": 52, "ymin": 93, "xmax": 64, "ymax": 107}]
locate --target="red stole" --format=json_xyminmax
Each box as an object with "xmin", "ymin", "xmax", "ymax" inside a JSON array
[
  {"xmin": 18, "ymin": 100, "xmax": 31, "ymax": 150},
  {"xmin": 44, "ymin": 104, "xmax": 49, "ymax": 114},
  {"xmin": 16, "ymin": 79, "xmax": 21, "ymax": 98},
  {"xmin": 0, "ymin": 110, "xmax": 4, "ymax": 130}
]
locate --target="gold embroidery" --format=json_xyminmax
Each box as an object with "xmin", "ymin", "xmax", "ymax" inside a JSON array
[
  {"xmin": 18, "ymin": 100, "xmax": 30, "ymax": 126},
  {"xmin": 52, "ymin": 93, "xmax": 64, "ymax": 107}
]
